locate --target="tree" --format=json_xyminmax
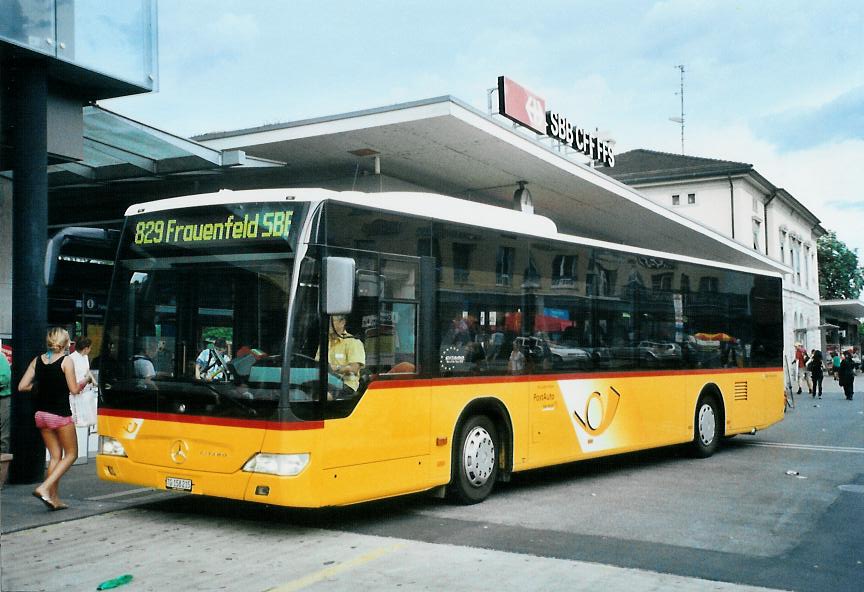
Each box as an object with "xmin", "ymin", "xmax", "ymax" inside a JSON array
[{"xmin": 817, "ymin": 231, "xmax": 864, "ymax": 299}]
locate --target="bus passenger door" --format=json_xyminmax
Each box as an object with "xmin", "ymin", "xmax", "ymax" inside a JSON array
[{"xmin": 318, "ymin": 254, "xmax": 431, "ymax": 503}]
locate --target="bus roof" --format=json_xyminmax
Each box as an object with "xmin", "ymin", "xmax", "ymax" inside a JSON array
[{"xmin": 125, "ymin": 188, "xmax": 781, "ymax": 278}]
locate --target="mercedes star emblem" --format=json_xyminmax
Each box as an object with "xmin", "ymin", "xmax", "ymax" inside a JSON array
[{"xmin": 170, "ymin": 440, "xmax": 189, "ymax": 464}]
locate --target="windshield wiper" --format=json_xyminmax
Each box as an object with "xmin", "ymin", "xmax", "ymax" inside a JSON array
[{"xmin": 197, "ymin": 380, "xmax": 257, "ymax": 417}]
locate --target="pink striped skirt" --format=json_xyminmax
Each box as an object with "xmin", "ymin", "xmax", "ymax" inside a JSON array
[{"xmin": 34, "ymin": 411, "xmax": 73, "ymax": 429}]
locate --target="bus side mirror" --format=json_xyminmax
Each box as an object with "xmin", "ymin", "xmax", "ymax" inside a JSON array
[
  {"xmin": 324, "ymin": 257, "xmax": 355, "ymax": 315},
  {"xmin": 44, "ymin": 227, "xmax": 119, "ymax": 287}
]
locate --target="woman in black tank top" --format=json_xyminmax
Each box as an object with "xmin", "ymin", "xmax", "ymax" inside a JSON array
[{"xmin": 17, "ymin": 328, "xmax": 82, "ymax": 510}]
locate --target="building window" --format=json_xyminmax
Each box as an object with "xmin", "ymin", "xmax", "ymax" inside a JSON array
[
  {"xmin": 687, "ymin": 193, "xmax": 696, "ymax": 204},
  {"xmin": 496, "ymin": 246, "xmax": 514, "ymax": 286},
  {"xmin": 652, "ymin": 273, "xmax": 673, "ymax": 291},
  {"xmin": 792, "ymin": 241, "xmax": 801, "ymax": 285},
  {"xmin": 698, "ymin": 276, "xmax": 719, "ymax": 292},
  {"xmin": 453, "ymin": 242, "xmax": 473, "ymax": 283},
  {"xmin": 779, "ymin": 230, "xmax": 786, "ymax": 264},
  {"xmin": 551, "ymin": 254, "xmax": 577, "ymax": 287},
  {"xmin": 586, "ymin": 267, "xmax": 613, "ymax": 296},
  {"xmin": 811, "ymin": 251, "xmax": 817, "ymax": 289},
  {"xmin": 672, "ymin": 194, "xmax": 680, "ymax": 206},
  {"xmin": 680, "ymin": 274, "xmax": 690, "ymax": 293},
  {"xmin": 752, "ymin": 219, "xmax": 761, "ymax": 251},
  {"xmin": 803, "ymin": 246, "xmax": 810, "ymax": 289}
]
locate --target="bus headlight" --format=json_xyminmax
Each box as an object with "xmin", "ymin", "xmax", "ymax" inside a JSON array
[
  {"xmin": 99, "ymin": 436, "xmax": 127, "ymax": 457},
  {"xmin": 242, "ymin": 453, "xmax": 309, "ymax": 476}
]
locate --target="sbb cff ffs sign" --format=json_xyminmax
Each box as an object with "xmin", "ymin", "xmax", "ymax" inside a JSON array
[
  {"xmin": 497, "ymin": 76, "xmax": 615, "ymax": 167},
  {"xmin": 546, "ymin": 111, "xmax": 615, "ymax": 167}
]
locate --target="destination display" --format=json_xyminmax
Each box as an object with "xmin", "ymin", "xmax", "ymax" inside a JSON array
[{"xmin": 129, "ymin": 203, "xmax": 304, "ymax": 250}]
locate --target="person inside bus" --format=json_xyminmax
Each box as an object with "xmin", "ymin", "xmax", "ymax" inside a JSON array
[
  {"xmin": 91, "ymin": 334, "xmax": 120, "ymax": 381},
  {"xmin": 195, "ymin": 338, "xmax": 231, "ymax": 382},
  {"xmin": 132, "ymin": 337, "xmax": 159, "ymax": 384},
  {"xmin": 319, "ymin": 314, "xmax": 366, "ymax": 397}
]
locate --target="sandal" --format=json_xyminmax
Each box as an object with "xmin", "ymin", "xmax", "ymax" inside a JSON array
[{"xmin": 32, "ymin": 491, "xmax": 54, "ymax": 510}]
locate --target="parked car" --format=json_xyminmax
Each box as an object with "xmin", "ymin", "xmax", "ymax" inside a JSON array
[
  {"xmin": 547, "ymin": 340, "xmax": 591, "ymax": 368},
  {"xmin": 638, "ymin": 340, "xmax": 682, "ymax": 366}
]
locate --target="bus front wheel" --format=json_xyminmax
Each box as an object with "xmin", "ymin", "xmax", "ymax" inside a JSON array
[
  {"xmin": 692, "ymin": 395, "xmax": 720, "ymax": 458},
  {"xmin": 449, "ymin": 415, "xmax": 498, "ymax": 504}
]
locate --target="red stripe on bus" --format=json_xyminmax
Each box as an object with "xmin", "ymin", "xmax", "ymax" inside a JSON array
[
  {"xmin": 99, "ymin": 408, "xmax": 324, "ymax": 430},
  {"xmin": 368, "ymin": 366, "xmax": 783, "ymax": 390}
]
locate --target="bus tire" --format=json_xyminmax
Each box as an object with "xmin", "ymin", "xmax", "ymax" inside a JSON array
[
  {"xmin": 692, "ymin": 395, "xmax": 720, "ymax": 458},
  {"xmin": 449, "ymin": 415, "xmax": 498, "ymax": 505}
]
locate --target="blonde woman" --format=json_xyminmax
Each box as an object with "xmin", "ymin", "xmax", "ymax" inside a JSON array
[{"xmin": 17, "ymin": 327, "xmax": 81, "ymax": 510}]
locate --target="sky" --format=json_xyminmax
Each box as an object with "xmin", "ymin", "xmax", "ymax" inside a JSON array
[{"xmin": 105, "ymin": 0, "xmax": 864, "ymax": 265}]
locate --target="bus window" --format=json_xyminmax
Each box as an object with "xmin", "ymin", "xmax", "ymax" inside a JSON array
[
  {"xmin": 434, "ymin": 224, "xmax": 529, "ymax": 377},
  {"xmin": 290, "ymin": 248, "xmax": 423, "ymax": 418}
]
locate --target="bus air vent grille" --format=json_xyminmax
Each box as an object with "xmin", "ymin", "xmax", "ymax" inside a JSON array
[{"xmin": 733, "ymin": 381, "xmax": 748, "ymax": 401}]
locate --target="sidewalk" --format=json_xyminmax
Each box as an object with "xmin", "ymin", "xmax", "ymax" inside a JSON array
[{"xmin": 0, "ymin": 452, "xmax": 174, "ymax": 534}]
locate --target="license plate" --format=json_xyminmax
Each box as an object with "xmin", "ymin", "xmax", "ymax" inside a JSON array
[{"xmin": 165, "ymin": 477, "xmax": 192, "ymax": 492}]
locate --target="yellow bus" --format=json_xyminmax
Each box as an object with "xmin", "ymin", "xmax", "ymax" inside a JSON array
[{"xmin": 96, "ymin": 188, "xmax": 785, "ymax": 506}]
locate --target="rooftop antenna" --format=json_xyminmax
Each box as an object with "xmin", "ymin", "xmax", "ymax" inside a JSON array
[{"xmin": 668, "ymin": 64, "xmax": 685, "ymax": 154}]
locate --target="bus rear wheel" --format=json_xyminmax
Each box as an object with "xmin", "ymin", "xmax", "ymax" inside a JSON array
[
  {"xmin": 449, "ymin": 415, "xmax": 498, "ymax": 504},
  {"xmin": 691, "ymin": 395, "xmax": 720, "ymax": 458}
]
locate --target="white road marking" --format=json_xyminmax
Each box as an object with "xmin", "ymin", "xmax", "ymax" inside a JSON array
[
  {"xmin": 741, "ymin": 441, "xmax": 864, "ymax": 454},
  {"xmin": 267, "ymin": 544, "xmax": 404, "ymax": 592},
  {"xmin": 86, "ymin": 487, "xmax": 156, "ymax": 500}
]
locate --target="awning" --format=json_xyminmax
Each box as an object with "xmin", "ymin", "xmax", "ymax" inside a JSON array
[
  {"xmin": 820, "ymin": 299, "xmax": 864, "ymax": 319},
  {"xmin": 1, "ymin": 105, "xmax": 282, "ymax": 188}
]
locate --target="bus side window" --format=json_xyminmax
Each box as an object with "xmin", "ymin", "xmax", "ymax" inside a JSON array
[{"xmin": 367, "ymin": 258, "xmax": 419, "ymax": 377}]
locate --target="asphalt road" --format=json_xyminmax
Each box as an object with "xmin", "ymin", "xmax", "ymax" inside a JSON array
[{"xmin": 2, "ymin": 379, "xmax": 862, "ymax": 592}]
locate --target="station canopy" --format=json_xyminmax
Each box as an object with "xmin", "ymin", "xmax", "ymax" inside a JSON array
[
  {"xmin": 195, "ymin": 96, "xmax": 784, "ymax": 273},
  {"xmin": 821, "ymin": 300, "xmax": 864, "ymax": 319}
]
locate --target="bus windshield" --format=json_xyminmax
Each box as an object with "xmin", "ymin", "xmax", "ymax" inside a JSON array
[{"xmin": 98, "ymin": 202, "xmax": 307, "ymax": 422}]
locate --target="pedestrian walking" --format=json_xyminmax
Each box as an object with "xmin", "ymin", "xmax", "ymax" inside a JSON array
[
  {"xmin": 831, "ymin": 350, "xmax": 842, "ymax": 381},
  {"xmin": 69, "ymin": 337, "xmax": 97, "ymax": 426},
  {"xmin": 839, "ymin": 350, "xmax": 855, "ymax": 401},
  {"xmin": 16, "ymin": 327, "xmax": 82, "ymax": 510},
  {"xmin": 808, "ymin": 349, "xmax": 824, "ymax": 399},
  {"xmin": 793, "ymin": 343, "xmax": 811, "ymax": 395},
  {"xmin": 69, "ymin": 337, "xmax": 95, "ymax": 388}
]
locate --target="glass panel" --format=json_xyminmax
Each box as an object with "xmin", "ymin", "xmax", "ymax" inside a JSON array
[
  {"xmin": 289, "ymin": 249, "xmax": 389, "ymax": 420},
  {"xmin": 55, "ymin": 0, "xmax": 156, "ymax": 88},
  {"xmin": 85, "ymin": 108, "xmax": 191, "ymax": 160},
  {"xmin": 435, "ymin": 225, "xmax": 527, "ymax": 376},
  {"xmin": 101, "ymin": 252, "xmax": 292, "ymax": 421},
  {"xmin": 99, "ymin": 203, "xmax": 307, "ymax": 421},
  {"xmin": 533, "ymin": 243, "xmax": 598, "ymax": 372},
  {"xmin": 0, "ymin": 0, "xmax": 55, "ymax": 55}
]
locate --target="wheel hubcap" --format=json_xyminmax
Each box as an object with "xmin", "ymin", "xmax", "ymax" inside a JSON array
[
  {"xmin": 698, "ymin": 404, "xmax": 716, "ymax": 446},
  {"xmin": 463, "ymin": 426, "xmax": 495, "ymax": 487}
]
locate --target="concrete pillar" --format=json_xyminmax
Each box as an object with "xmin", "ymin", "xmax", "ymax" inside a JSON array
[{"xmin": 9, "ymin": 59, "xmax": 48, "ymax": 484}]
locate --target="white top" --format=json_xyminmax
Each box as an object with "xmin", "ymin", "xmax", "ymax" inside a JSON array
[
  {"xmin": 133, "ymin": 355, "xmax": 156, "ymax": 379},
  {"xmin": 69, "ymin": 350, "xmax": 90, "ymax": 384},
  {"xmin": 196, "ymin": 348, "xmax": 230, "ymax": 381}
]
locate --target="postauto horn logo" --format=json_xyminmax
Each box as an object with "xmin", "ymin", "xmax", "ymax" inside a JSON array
[{"xmin": 559, "ymin": 382, "xmax": 622, "ymax": 449}]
